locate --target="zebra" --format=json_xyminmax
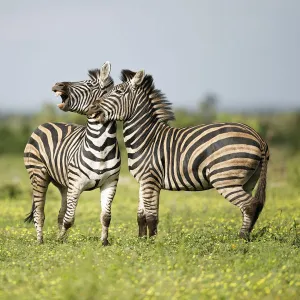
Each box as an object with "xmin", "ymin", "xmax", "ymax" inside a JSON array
[
  {"xmin": 87, "ymin": 69, "xmax": 269, "ymax": 241},
  {"xmin": 24, "ymin": 62, "xmax": 121, "ymax": 245}
]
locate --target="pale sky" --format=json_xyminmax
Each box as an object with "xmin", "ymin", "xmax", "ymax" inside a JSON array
[{"xmin": 0, "ymin": 0, "xmax": 299, "ymax": 113}]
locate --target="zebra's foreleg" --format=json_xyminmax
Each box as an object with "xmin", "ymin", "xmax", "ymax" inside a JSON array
[
  {"xmin": 100, "ymin": 180, "xmax": 118, "ymax": 246},
  {"xmin": 140, "ymin": 183, "xmax": 160, "ymax": 238},
  {"xmin": 58, "ymin": 189, "xmax": 80, "ymax": 241},
  {"xmin": 137, "ymin": 186, "xmax": 147, "ymax": 237}
]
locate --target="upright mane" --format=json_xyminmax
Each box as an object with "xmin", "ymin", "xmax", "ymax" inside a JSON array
[
  {"xmin": 88, "ymin": 69, "xmax": 101, "ymax": 80},
  {"xmin": 121, "ymin": 70, "xmax": 175, "ymax": 123}
]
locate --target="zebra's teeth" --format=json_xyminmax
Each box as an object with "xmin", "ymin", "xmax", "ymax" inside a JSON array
[{"xmin": 55, "ymin": 91, "xmax": 63, "ymax": 97}]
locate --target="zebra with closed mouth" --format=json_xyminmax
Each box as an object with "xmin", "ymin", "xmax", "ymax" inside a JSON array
[
  {"xmin": 87, "ymin": 69, "xmax": 269, "ymax": 241},
  {"xmin": 24, "ymin": 62, "xmax": 120, "ymax": 245}
]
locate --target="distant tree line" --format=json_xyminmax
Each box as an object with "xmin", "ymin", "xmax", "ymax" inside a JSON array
[{"xmin": 0, "ymin": 99, "xmax": 300, "ymax": 155}]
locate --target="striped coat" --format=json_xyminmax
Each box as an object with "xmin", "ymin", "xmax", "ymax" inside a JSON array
[
  {"xmin": 24, "ymin": 62, "xmax": 120, "ymax": 244},
  {"xmin": 88, "ymin": 69, "xmax": 269, "ymax": 240}
]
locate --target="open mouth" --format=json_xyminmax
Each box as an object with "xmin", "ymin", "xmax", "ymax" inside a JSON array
[
  {"xmin": 94, "ymin": 110, "xmax": 107, "ymax": 123},
  {"xmin": 52, "ymin": 84, "xmax": 69, "ymax": 111}
]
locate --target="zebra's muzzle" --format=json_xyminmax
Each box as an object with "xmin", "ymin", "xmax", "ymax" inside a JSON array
[
  {"xmin": 86, "ymin": 100, "xmax": 107, "ymax": 122},
  {"xmin": 52, "ymin": 83, "xmax": 69, "ymax": 111},
  {"xmin": 87, "ymin": 109, "xmax": 107, "ymax": 123}
]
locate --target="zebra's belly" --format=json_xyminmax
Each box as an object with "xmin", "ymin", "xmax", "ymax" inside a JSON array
[
  {"xmin": 48, "ymin": 154, "xmax": 120, "ymax": 191},
  {"xmin": 162, "ymin": 175, "xmax": 212, "ymax": 191},
  {"xmin": 62, "ymin": 171, "xmax": 118, "ymax": 192},
  {"xmin": 45, "ymin": 161, "xmax": 69, "ymax": 187},
  {"xmin": 81, "ymin": 178, "xmax": 102, "ymax": 191}
]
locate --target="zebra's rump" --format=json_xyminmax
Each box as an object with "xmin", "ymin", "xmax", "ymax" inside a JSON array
[{"xmin": 24, "ymin": 122, "xmax": 86, "ymax": 186}]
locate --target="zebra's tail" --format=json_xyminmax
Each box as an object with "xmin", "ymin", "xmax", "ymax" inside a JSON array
[
  {"xmin": 253, "ymin": 145, "xmax": 269, "ymax": 218},
  {"xmin": 24, "ymin": 201, "xmax": 35, "ymax": 223}
]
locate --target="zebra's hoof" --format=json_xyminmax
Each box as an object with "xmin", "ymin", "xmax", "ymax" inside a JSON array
[
  {"xmin": 57, "ymin": 238, "xmax": 66, "ymax": 244},
  {"xmin": 102, "ymin": 239, "xmax": 110, "ymax": 246},
  {"xmin": 37, "ymin": 239, "xmax": 44, "ymax": 245},
  {"xmin": 57, "ymin": 234, "xmax": 67, "ymax": 243},
  {"xmin": 239, "ymin": 231, "xmax": 250, "ymax": 241}
]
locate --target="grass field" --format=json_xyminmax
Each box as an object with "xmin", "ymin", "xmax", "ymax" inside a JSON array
[{"xmin": 0, "ymin": 152, "xmax": 299, "ymax": 299}]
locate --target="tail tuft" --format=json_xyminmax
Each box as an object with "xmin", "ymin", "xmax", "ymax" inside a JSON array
[
  {"xmin": 253, "ymin": 145, "xmax": 269, "ymax": 220},
  {"xmin": 24, "ymin": 202, "xmax": 35, "ymax": 223}
]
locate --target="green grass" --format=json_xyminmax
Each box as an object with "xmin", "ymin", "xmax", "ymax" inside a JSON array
[{"xmin": 0, "ymin": 154, "xmax": 299, "ymax": 299}]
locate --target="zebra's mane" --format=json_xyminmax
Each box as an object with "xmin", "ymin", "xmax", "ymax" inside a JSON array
[
  {"xmin": 88, "ymin": 69, "xmax": 114, "ymax": 86},
  {"xmin": 121, "ymin": 70, "xmax": 175, "ymax": 123},
  {"xmin": 88, "ymin": 69, "xmax": 101, "ymax": 80}
]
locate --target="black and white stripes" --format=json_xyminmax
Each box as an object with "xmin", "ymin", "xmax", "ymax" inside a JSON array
[
  {"xmin": 24, "ymin": 62, "xmax": 120, "ymax": 244},
  {"xmin": 89, "ymin": 69, "xmax": 269, "ymax": 240}
]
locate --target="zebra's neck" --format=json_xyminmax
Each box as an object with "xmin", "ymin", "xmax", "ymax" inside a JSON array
[
  {"xmin": 82, "ymin": 118, "xmax": 117, "ymax": 159},
  {"xmin": 123, "ymin": 104, "xmax": 169, "ymax": 180}
]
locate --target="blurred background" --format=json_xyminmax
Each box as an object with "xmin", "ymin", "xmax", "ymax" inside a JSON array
[{"xmin": 0, "ymin": 0, "xmax": 299, "ymax": 197}]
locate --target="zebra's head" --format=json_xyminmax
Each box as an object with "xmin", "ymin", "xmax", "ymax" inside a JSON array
[
  {"xmin": 52, "ymin": 62, "xmax": 114, "ymax": 115},
  {"xmin": 88, "ymin": 69, "xmax": 174, "ymax": 124},
  {"xmin": 86, "ymin": 69, "xmax": 143, "ymax": 122}
]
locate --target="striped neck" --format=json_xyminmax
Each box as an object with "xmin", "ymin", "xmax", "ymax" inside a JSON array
[
  {"xmin": 84, "ymin": 118, "xmax": 117, "ymax": 154},
  {"xmin": 123, "ymin": 102, "xmax": 169, "ymax": 179}
]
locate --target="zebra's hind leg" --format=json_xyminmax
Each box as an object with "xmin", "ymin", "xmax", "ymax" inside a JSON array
[
  {"xmin": 243, "ymin": 165, "xmax": 261, "ymax": 194},
  {"xmin": 26, "ymin": 171, "xmax": 50, "ymax": 244},
  {"xmin": 214, "ymin": 185, "xmax": 258, "ymax": 241},
  {"xmin": 57, "ymin": 186, "xmax": 68, "ymax": 231},
  {"xmin": 58, "ymin": 189, "xmax": 80, "ymax": 242},
  {"xmin": 242, "ymin": 166, "xmax": 263, "ymax": 235},
  {"xmin": 100, "ymin": 180, "xmax": 118, "ymax": 246}
]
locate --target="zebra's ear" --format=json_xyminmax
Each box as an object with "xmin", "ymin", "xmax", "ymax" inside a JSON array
[
  {"xmin": 100, "ymin": 61, "xmax": 111, "ymax": 83},
  {"xmin": 131, "ymin": 70, "xmax": 145, "ymax": 87}
]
